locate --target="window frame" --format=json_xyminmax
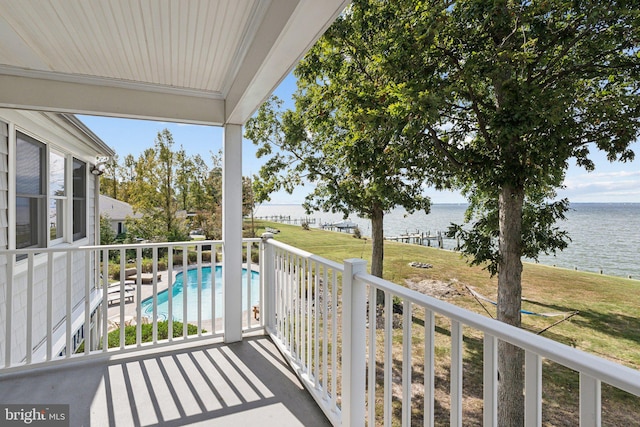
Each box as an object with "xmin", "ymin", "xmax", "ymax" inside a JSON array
[
  {"xmin": 49, "ymin": 149, "xmax": 67, "ymax": 245},
  {"xmin": 13, "ymin": 129, "xmax": 90, "ymax": 252},
  {"xmin": 72, "ymin": 157, "xmax": 87, "ymax": 241},
  {"xmin": 15, "ymin": 131, "xmax": 47, "ymax": 250}
]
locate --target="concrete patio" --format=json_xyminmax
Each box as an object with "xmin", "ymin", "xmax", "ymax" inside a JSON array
[{"xmin": 0, "ymin": 334, "xmax": 331, "ymax": 426}]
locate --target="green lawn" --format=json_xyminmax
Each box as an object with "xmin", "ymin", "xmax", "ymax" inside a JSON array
[
  {"xmin": 256, "ymin": 220, "xmax": 640, "ymax": 367},
  {"xmin": 254, "ymin": 220, "xmax": 640, "ymax": 425}
]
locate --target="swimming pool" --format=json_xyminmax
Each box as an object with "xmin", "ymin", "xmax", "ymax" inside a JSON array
[{"xmin": 140, "ymin": 266, "xmax": 260, "ymax": 322}]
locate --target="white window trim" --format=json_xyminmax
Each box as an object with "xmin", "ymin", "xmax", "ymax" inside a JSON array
[
  {"xmin": 9, "ymin": 125, "xmax": 91, "ymax": 258},
  {"xmin": 49, "ymin": 149, "xmax": 67, "ymax": 246},
  {"xmin": 72, "ymin": 156, "xmax": 88, "ymax": 242}
]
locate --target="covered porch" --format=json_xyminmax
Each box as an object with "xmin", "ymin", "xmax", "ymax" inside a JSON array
[
  {"xmin": 1, "ymin": 1, "xmax": 640, "ymax": 426},
  {"xmin": 0, "ymin": 334, "xmax": 330, "ymax": 426}
]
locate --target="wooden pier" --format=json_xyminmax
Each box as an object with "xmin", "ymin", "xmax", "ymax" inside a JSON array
[
  {"xmin": 255, "ymin": 215, "xmax": 317, "ymax": 225},
  {"xmin": 385, "ymin": 231, "xmax": 453, "ymax": 249}
]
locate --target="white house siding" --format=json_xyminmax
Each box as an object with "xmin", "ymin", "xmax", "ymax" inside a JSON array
[{"xmin": 0, "ymin": 111, "xmax": 110, "ymax": 365}]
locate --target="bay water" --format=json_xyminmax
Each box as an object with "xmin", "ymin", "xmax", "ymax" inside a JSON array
[{"xmin": 254, "ymin": 203, "xmax": 640, "ymax": 280}]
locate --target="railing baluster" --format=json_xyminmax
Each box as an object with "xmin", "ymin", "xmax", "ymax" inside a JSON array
[
  {"xmin": 101, "ymin": 249, "xmax": 108, "ymax": 352},
  {"xmin": 4, "ymin": 254, "xmax": 13, "ymax": 367},
  {"xmin": 46, "ymin": 252, "xmax": 53, "ymax": 361},
  {"xmin": 182, "ymin": 245, "xmax": 188, "ymax": 339},
  {"xmin": 525, "ymin": 350, "xmax": 542, "ymax": 427},
  {"xmin": 246, "ymin": 242, "xmax": 252, "ymax": 328},
  {"xmin": 135, "ymin": 247, "xmax": 142, "ymax": 346},
  {"xmin": 259, "ymin": 240, "xmax": 265, "ymax": 328},
  {"xmin": 165, "ymin": 246, "xmax": 172, "ymax": 342},
  {"xmin": 289, "ymin": 254, "xmax": 294, "ymax": 353},
  {"xmin": 275, "ymin": 249, "xmax": 281, "ymax": 339},
  {"xmin": 450, "ymin": 320, "xmax": 463, "ymax": 427},
  {"xmin": 314, "ymin": 260, "xmax": 320, "ymax": 388},
  {"xmin": 579, "ymin": 373, "xmax": 601, "ymax": 427},
  {"xmin": 368, "ymin": 285, "xmax": 377, "ymax": 427},
  {"xmin": 384, "ymin": 290, "xmax": 392, "ymax": 427},
  {"xmin": 66, "ymin": 252, "xmax": 73, "ymax": 358},
  {"xmin": 152, "ymin": 246, "xmax": 158, "ymax": 344},
  {"xmin": 301, "ymin": 257, "xmax": 306, "ymax": 368},
  {"xmin": 424, "ymin": 309, "xmax": 435, "ymax": 427},
  {"xmin": 119, "ymin": 248, "xmax": 125, "ymax": 350},
  {"xmin": 197, "ymin": 244, "xmax": 202, "ymax": 336},
  {"xmin": 295, "ymin": 256, "xmax": 300, "ymax": 361},
  {"xmin": 25, "ymin": 253, "xmax": 34, "ymax": 364},
  {"xmin": 136, "ymin": 247, "xmax": 142, "ymax": 345},
  {"xmin": 483, "ymin": 334, "xmax": 498, "ymax": 427},
  {"xmin": 330, "ymin": 268, "xmax": 338, "ymax": 413},
  {"xmin": 307, "ymin": 258, "xmax": 312, "ymax": 372},
  {"xmin": 84, "ymin": 250, "xmax": 91, "ymax": 356},
  {"xmin": 211, "ymin": 244, "xmax": 218, "ymax": 335},
  {"xmin": 284, "ymin": 252, "xmax": 289, "ymax": 348},
  {"xmin": 274, "ymin": 249, "xmax": 279, "ymax": 338},
  {"xmin": 402, "ymin": 300, "xmax": 412, "ymax": 426},
  {"xmin": 322, "ymin": 265, "xmax": 329, "ymax": 401}
]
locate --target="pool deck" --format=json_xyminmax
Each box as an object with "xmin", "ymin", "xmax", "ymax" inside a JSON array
[
  {"xmin": 0, "ymin": 334, "xmax": 332, "ymax": 426},
  {"xmin": 106, "ymin": 264, "xmax": 259, "ymax": 332}
]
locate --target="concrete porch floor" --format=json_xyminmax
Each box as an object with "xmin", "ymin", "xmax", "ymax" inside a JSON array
[{"xmin": 0, "ymin": 335, "xmax": 332, "ymax": 426}]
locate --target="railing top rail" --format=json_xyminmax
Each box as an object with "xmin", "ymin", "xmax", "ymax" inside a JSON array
[
  {"xmin": 0, "ymin": 246, "xmax": 93, "ymax": 255},
  {"xmin": 0, "ymin": 240, "xmax": 225, "ymax": 255},
  {"xmin": 264, "ymin": 238, "xmax": 343, "ymax": 271},
  {"xmin": 83, "ymin": 240, "xmax": 224, "ymax": 251},
  {"xmin": 0, "ymin": 238, "xmax": 263, "ymax": 255},
  {"xmin": 356, "ymin": 271, "xmax": 640, "ymax": 397}
]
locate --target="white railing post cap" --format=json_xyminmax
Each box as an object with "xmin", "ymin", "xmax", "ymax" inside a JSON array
[{"xmin": 344, "ymin": 258, "xmax": 367, "ymax": 269}]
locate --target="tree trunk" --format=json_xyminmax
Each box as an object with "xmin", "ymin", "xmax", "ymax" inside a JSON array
[
  {"xmin": 497, "ymin": 184, "xmax": 525, "ymax": 426},
  {"xmin": 370, "ymin": 203, "xmax": 385, "ymax": 305}
]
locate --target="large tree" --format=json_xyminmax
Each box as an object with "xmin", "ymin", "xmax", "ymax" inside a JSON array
[
  {"xmin": 245, "ymin": 3, "xmax": 434, "ymax": 285},
  {"xmin": 126, "ymin": 130, "xmax": 189, "ymax": 242},
  {"xmin": 246, "ymin": 92, "xmax": 430, "ymax": 283},
  {"xmin": 373, "ymin": 0, "xmax": 639, "ymax": 423}
]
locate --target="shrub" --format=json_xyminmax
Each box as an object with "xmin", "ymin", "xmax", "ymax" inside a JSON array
[
  {"xmin": 140, "ymin": 258, "xmax": 168, "ymax": 273},
  {"xmin": 76, "ymin": 320, "xmax": 202, "ymax": 351},
  {"xmin": 242, "ymin": 246, "xmax": 261, "ymax": 264},
  {"xmin": 353, "ymin": 227, "xmax": 362, "ymax": 239}
]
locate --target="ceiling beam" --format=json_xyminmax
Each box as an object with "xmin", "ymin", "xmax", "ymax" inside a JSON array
[
  {"xmin": 0, "ymin": 73, "xmax": 226, "ymax": 125},
  {"xmin": 225, "ymin": 0, "xmax": 350, "ymax": 125}
]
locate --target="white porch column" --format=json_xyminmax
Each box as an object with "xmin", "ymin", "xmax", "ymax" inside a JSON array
[{"xmin": 223, "ymin": 124, "xmax": 243, "ymax": 343}]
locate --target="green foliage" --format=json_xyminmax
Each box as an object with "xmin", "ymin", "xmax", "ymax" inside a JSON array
[
  {"xmin": 363, "ymin": 0, "xmax": 640, "ymax": 421},
  {"xmin": 245, "ymin": 5, "xmax": 436, "ymax": 277},
  {"xmin": 76, "ymin": 321, "xmax": 201, "ymax": 351},
  {"xmin": 376, "ymin": 0, "xmax": 639, "ymax": 268},
  {"xmin": 101, "ymin": 130, "xmax": 225, "ymax": 244}
]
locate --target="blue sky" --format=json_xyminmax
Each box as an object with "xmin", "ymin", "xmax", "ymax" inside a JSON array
[{"xmin": 79, "ymin": 73, "xmax": 640, "ymax": 204}]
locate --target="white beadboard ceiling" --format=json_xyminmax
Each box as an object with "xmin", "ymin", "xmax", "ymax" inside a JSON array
[{"xmin": 0, "ymin": 0, "xmax": 349, "ymax": 125}]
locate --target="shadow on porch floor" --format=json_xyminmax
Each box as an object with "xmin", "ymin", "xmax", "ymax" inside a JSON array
[{"xmin": 0, "ymin": 335, "xmax": 331, "ymax": 426}]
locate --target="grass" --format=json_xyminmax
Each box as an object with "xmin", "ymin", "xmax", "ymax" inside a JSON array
[{"xmin": 253, "ymin": 220, "xmax": 640, "ymax": 425}]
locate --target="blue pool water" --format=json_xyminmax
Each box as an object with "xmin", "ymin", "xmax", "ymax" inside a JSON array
[{"xmin": 140, "ymin": 266, "xmax": 260, "ymax": 322}]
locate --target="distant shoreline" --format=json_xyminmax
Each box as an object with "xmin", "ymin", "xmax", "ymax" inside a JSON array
[{"xmin": 259, "ymin": 201, "xmax": 640, "ymax": 207}]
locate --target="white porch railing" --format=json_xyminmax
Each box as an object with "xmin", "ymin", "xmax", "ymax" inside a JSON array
[
  {"xmin": 3, "ymin": 235, "xmax": 640, "ymax": 425},
  {"xmin": 0, "ymin": 238, "xmax": 262, "ymax": 372},
  {"xmin": 261, "ymin": 237, "xmax": 640, "ymax": 427}
]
